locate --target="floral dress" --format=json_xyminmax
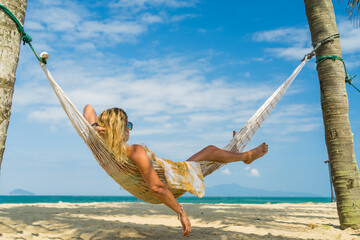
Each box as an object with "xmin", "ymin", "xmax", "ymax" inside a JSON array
[{"xmin": 143, "ymin": 145, "xmax": 205, "ymax": 198}]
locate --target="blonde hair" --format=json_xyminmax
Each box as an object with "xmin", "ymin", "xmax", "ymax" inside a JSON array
[{"xmin": 98, "ymin": 108, "xmax": 129, "ymax": 164}]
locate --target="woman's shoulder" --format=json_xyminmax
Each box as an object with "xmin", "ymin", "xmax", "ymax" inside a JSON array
[
  {"xmin": 129, "ymin": 144, "xmax": 147, "ymax": 151},
  {"xmin": 126, "ymin": 144, "xmax": 148, "ymax": 159}
]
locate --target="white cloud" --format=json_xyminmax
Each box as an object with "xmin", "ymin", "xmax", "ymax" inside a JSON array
[
  {"xmin": 264, "ymin": 104, "xmax": 322, "ymax": 135},
  {"xmin": 82, "ymin": 21, "xmax": 145, "ymax": 35},
  {"xmin": 110, "ymin": 0, "xmax": 147, "ymax": 8},
  {"xmin": 73, "ymin": 21, "xmax": 146, "ymax": 44},
  {"xmin": 253, "ymin": 19, "xmax": 360, "ymax": 61},
  {"xmin": 33, "ymin": 7, "xmax": 82, "ymax": 31},
  {"xmin": 141, "ymin": 13, "xmax": 164, "ymax": 24},
  {"xmin": 170, "ymin": 14, "xmax": 199, "ymax": 22},
  {"xmin": 243, "ymin": 166, "xmax": 260, "ymax": 177},
  {"xmin": 286, "ymin": 123, "xmax": 322, "ymax": 133},
  {"xmin": 36, "ymin": 0, "xmax": 64, "ymax": 6},
  {"xmin": 27, "ymin": 106, "xmax": 67, "ymax": 123},
  {"xmin": 110, "ymin": 0, "xmax": 198, "ymax": 9},
  {"xmin": 266, "ymin": 47, "xmax": 312, "ymax": 60},
  {"xmin": 249, "ymin": 168, "xmax": 260, "ymax": 177},
  {"xmin": 338, "ymin": 18, "xmax": 360, "ymax": 54},
  {"xmin": 252, "ymin": 57, "xmax": 265, "ymax": 62},
  {"xmin": 143, "ymin": 115, "xmax": 172, "ymax": 122},
  {"xmin": 13, "ymin": 52, "xmax": 281, "ymax": 138},
  {"xmin": 253, "ymin": 27, "xmax": 309, "ymax": 47},
  {"xmin": 266, "ymin": 104, "xmax": 319, "ymax": 124},
  {"xmin": 75, "ymin": 42, "xmax": 96, "ymax": 51},
  {"xmin": 347, "ymin": 60, "xmax": 360, "ymax": 69},
  {"xmin": 221, "ymin": 168, "xmax": 231, "ymax": 175},
  {"xmin": 26, "ymin": 21, "xmax": 45, "ymax": 30},
  {"xmin": 253, "ymin": 27, "xmax": 311, "ymax": 60},
  {"xmin": 14, "ymin": 45, "xmax": 319, "ymax": 150},
  {"xmin": 13, "ymin": 85, "xmax": 58, "ymax": 106},
  {"xmin": 25, "ymin": 0, "xmax": 199, "ymax": 49},
  {"xmin": 188, "ymin": 113, "xmax": 230, "ymax": 124},
  {"xmin": 131, "ymin": 127, "xmax": 180, "ymax": 136}
]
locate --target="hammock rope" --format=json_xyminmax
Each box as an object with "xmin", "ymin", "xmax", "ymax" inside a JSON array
[
  {"xmin": 302, "ymin": 33, "xmax": 340, "ymax": 61},
  {"xmin": 0, "ymin": 3, "xmax": 46, "ymax": 64}
]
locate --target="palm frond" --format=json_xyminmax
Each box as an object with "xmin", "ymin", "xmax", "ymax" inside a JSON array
[{"xmin": 345, "ymin": 0, "xmax": 360, "ymax": 21}]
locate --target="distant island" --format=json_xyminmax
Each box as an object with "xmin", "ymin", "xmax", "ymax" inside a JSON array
[
  {"xmin": 201, "ymin": 184, "xmax": 323, "ymax": 197},
  {"xmin": 9, "ymin": 189, "xmax": 35, "ymax": 196}
]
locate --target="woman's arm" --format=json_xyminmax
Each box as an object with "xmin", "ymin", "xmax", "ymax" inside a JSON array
[
  {"xmin": 83, "ymin": 104, "xmax": 105, "ymax": 134},
  {"xmin": 129, "ymin": 144, "xmax": 191, "ymax": 236},
  {"xmin": 83, "ymin": 104, "xmax": 98, "ymax": 125}
]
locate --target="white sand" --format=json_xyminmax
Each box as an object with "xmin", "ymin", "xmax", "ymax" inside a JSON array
[{"xmin": 0, "ymin": 202, "xmax": 359, "ymax": 239}]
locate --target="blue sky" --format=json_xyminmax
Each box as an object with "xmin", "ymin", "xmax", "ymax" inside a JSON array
[{"xmin": 1, "ymin": 0, "xmax": 359, "ymax": 197}]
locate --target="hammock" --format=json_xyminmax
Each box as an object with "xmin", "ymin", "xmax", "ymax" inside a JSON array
[{"xmin": 40, "ymin": 52, "xmax": 310, "ymax": 203}]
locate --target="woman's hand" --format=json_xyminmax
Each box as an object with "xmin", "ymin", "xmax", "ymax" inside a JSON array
[
  {"xmin": 93, "ymin": 125, "xmax": 106, "ymax": 135},
  {"xmin": 129, "ymin": 145, "xmax": 192, "ymax": 236},
  {"xmin": 179, "ymin": 210, "xmax": 191, "ymax": 236}
]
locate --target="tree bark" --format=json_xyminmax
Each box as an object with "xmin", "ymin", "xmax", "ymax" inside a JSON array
[
  {"xmin": 304, "ymin": 0, "xmax": 360, "ymax": 229},
  {"xmin": 0, "ymin": 0, "xmax": 28, "ymax": 169}
]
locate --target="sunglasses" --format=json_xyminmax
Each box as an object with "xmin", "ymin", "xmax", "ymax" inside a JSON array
[{"xmin": 127, "ymin": 121, "xmax": 133, "ymax": 130}]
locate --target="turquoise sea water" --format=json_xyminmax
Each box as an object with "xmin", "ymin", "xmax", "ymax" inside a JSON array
[{"xmin": 0, "ymin": 196, "xmax": 333, "ymax": 204}]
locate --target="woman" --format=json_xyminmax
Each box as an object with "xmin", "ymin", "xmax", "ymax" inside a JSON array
[{"xmin": 83, "ymin": 104, "xmax": 268, "ymax": 236}]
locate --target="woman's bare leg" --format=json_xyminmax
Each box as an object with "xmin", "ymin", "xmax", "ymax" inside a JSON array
[
  {"xmin": 186, "ymin": 143, "xmax": 268, "ymax": 164},
  {"xmin": 83, "ymin": 104, "xmax": 98, "ymax": 125}
]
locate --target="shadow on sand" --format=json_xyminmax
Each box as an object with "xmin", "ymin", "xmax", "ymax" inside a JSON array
[{"xmin": 0, "ymin": 202, "xmax": 357, "ymax": 240}]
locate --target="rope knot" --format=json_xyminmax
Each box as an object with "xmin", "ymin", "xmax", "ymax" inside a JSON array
[
  {"xmin": 316, "ymin": 55, "xmax": 359, "ymax": 93},
  {"xmin": 346, "ymin": 74, "xmax": 357, "ymax": 85},
  {"xmin": 330, "ymin": 56, "xmax": 339, "ymax": 61},
  {"xmin": 316, "ymin": 55, "xmax": 343, "ymax": 65},
  {"xmin": 22, "ymin": 33, "xmax": 32, "ymax": 44},
  {"xmin": 346, "ymin": 77, "xmax": 353, "ymax": 85}
]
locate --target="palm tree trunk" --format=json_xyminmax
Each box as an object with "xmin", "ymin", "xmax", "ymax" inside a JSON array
[
  {"xmin": 304, "ymin": 0, "xmax": 360, "ymax": 229},
  {"xmin": 0, "ymin": 0, "xmax": 28, "ymax": 169}
]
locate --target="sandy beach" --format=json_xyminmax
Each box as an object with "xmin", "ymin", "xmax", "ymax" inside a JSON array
[{"xmin": 0, "ymin": 202, "xmax": 359, "ymax": 240}]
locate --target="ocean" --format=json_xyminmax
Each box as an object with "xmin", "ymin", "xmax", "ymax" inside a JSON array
[{"xmin": 0, "ymin": 196, "xmax": 334, "ymax": 204}]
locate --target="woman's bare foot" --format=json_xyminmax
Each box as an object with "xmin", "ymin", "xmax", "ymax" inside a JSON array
[{"xmin": 243, "ymin": 143, "xmax": 268, "ymax": 164}]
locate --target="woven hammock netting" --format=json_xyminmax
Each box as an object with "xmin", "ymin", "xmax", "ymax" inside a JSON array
[{"xmin": 40, "ymin": 55, "xmax": 309, "ymax": 204}]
